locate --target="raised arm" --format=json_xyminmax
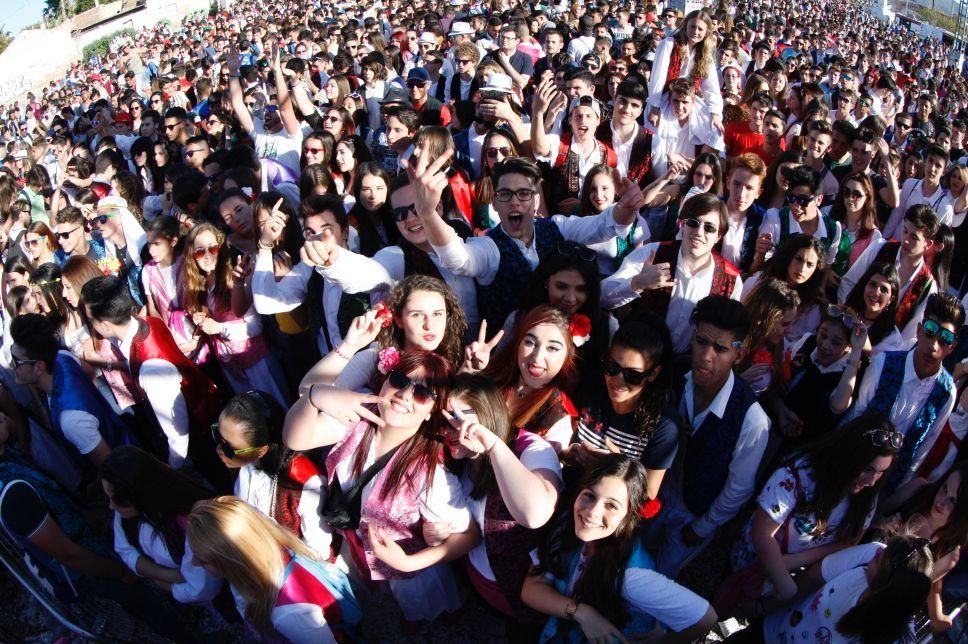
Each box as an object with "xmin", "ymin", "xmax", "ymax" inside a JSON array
[
  {"xmin": 226, "ymin": 43, "xmax": 254, "ymax": 134},
  {"xmin": 271, "ymin": 43, "xmax": 301, "ymax": 136},
  {"xmin": 530, "ymin": 77, "xmax": 557, "ymax": 159}
]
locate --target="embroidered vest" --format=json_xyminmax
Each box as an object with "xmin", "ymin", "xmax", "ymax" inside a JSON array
[
  {"xmin": 477, "ymin": 219, "xmax": 563, "ymax": 329},
  {"xmin": 548, "ymin": 134, "xmax": 618, "ymax": 200},
  {"xmin": 272, "ymin": 455, "xmax": 321, "ymax": 540},
  {"xmin": 630, "ymin": 242, "xmax": 739, "ymax": 320},
  {"xmin": 665, "ymin": 43, "xmax": 703, "ymax": 95},
  {"xmin": 324, "ymin": 421, "xmax": 429, "ymax": 581},
  {"xmin": 273, "ymin": 551, "xmax": 362, "ymax": 642},
  {"xmin": 128, "ymin": 317, "xmax": 222, "ymax": 427},
  {"xmin": 50, "ymin": 352, "xmax": 134, "ymax": 456},
  {"xmin": 777, "ymin": 208, "xmax": 838, "ymax": 252},
  {"xmin": 682, "ymin": 376, "xmax": 758, "ymax": 517},
  {"xmin": 597, "ymin": 124, "xmax": 654, "ymax": 186},
  {"xmin": 874, "ymin": 241, "xmax": 934, "ymax": 331},
  {"xmin": 538, "ymin": 541, "xmax": 656, "ymax": 643},
  {"xmin": 482, "ymin": 430, "xmax": 550, "ymax": 623},
  {"xmin": 866, "ymin": 351, "xmax": 954, "ymax": 491}
]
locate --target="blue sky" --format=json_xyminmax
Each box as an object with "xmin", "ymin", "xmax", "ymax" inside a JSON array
[{"xmin": 1, "ymin": 0, "xmax": 47, "ymax": 35}]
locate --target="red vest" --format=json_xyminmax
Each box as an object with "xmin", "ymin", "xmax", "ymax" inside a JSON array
[
  {"xmin": 874, "ymin": 241, "xmax": 934, "ymax": 331},
  {"xmin": 129, "ymin": 317, "xmax": 221, "ymax": 426},
  {"xmin": 630, "ymin": 241, "xmax": 739, "ymax": 319}
]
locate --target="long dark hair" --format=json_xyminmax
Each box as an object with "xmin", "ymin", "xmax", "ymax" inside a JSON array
[
  {"xmin": 829, "ymin": 172, "xmax": 878, "ymax": 240},
  {"xmin": 845, "ymin": 261, "xmax": 900, "ymax": 346},
  {"xmin": 100, "ymin": 446, "xmax": 212, "ymax": 560},
  {"xmin": 608, "ymin": 316, "xmax": 673, "ymax": 436},
  {"xmin": 349, "ymin": 161, "xmax": 398, "ymax": 256},
  {"xmin": 533, "ymin": 455, "xmax": 650, "ymax": 629},
  {"xmin": 350, "ymin": 350, "xmax": 453, "ymax": 499},
  {"xmin": 930, "ymin": 223, "xmax": 954, "ymax": 294},
  {"xmin": 902, "ymin": 460, "xmax": 968, "ymax": 557},
  {"xmin": 790, "ymin": 412, "xmax": 899, "ymax": 543},
  {"xmin": 756, "ymin": 149, "xmax": 807, "ymax": 207},
  {"xmin": 836, "ymin": 534, "xmax": 933, "ymax": 643},
  {"xmin": 219, "ymin": 391, "xmax": 290, "ymax": 482},
  {"xmin": 762, "ymin": 233, "xmax": 827, "ymax": 310}
]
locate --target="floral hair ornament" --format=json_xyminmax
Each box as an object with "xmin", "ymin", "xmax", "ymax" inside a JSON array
[
  {"xmin": 639, "ymin": 498, "xmax": 662, "ymax": 520},
  {"xmin": 372, "ymin": 301, "xmax": 394, "ymax": 328},
  {"xmin": 240, "ymin": 186, "xmax": 254, "ymax": 200},
  {"xmin": 377, "ymin": 346, "xmax": 401, "ymax": 374},
  {"xmin": 570, "ymin": 313, "xmax": 592, "ymax": 347}
]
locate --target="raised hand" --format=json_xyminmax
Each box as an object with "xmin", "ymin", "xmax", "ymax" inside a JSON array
[
  {"xmin": 531, "ymin": 76, "xmax": 558, "ymax": 114},
  {"xmin": 613, "ymin": 178, "xmax": 646, "ymax": 225},
  {"xmin": 226, "ymin": 41, "xmax": 242, "ymax": 75},
  {"xmin": 300, "ymin": 228, "xmax": 339, "ymax": 267},
  {"xmin": 259, "ymin": 198, "xmax": 287, "ymax": 246},
  {"xmin": 308, "ymin": 387, "xmax": 387, "ymax": 427},
  {"xmin": 754, "ymin": 232, "xmax": 774, "ymax": 256},
  {"xmin": 341, "ymin": 308, "xmax": 385, "ymax": 353},
  {"xmin": 408, "ymin": 139, "xmax": 453, "ymax": 218},
  {"xmin": 631, "ymin": 254, "xmax": 675, "ymax": 292},
  {"xmin": 461, "ymin": 320, "xmax": 504, "ymax": 373},
  {"xmin": 445, "ymin": 406, "xmax": 500, "ymax": 456},
  {"xmin": 232, "ymin": 254, "xmax": 253, "ymax": 281}
]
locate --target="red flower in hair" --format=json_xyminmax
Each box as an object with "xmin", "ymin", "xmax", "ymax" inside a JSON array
[
  {"xmin": 639, "ymin": 499, "xmax": 662, "ymax": 520},
  {"xmin": 372, "ymin": 301, "xmax": 394, "ymax": 328},
  {"xmin": 570, "ymin": 314, "xmax": 592, "ymax": 347}
]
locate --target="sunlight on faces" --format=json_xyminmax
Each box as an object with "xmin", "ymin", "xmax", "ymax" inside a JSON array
[
  {"xmin": 61, "ymin": 279, "xmax": 80, "ymax": 309},
  {"xmin": 901, "ymin": 221, "xmax": 932, "ymax": 257},
  {"xmin": 727, "ymin": 168, "xmax": 762, "ymax": 212},
  {"xmin": 692, "ymin": 163, "xmax": 716, "ymax": 192},
  {"xmin": 219, "ymin": 195, "xmax": 253, "ymax": 237},
  {"xmin": 192, "ymin": 229, "xmax": 221, "ymax": 274},
  {"xmin": 517, "ymin": 323, "xmax": 568, "ymax": 390},
  {"xmin": 494, "ymin": 173, "xmax": 539, "ymax": 240},
  {"xmin": 54, "ymin": 223, "xmax": 83, "ymax": 253},
  {"xmin": 215, "ymin": 414, "xmax": 266, "ymax": 468},
  {"xmin": 390, "ymin": 184, "xmax": 429, "ymax": 246},
  {"xmin": 604, "ymin": 344, "xmax": 655, "ymax": 408},
  {"xmin": 24, "ymin": 233, "xmax": 48, "ymax": 261},
  {"xmin": 396, "ymin": 289, "xmax": 447, "ymax": 352},
  {"xmin": 442, "ymin": 394, "xmax": 479, "ymax": 460},
  {"xmin": 787, "ymin": 247, "xmax": 819, "ymax": 285},
  {"xmin": 916, "ymin": 317, "xmax": 958, "ymax": 365},
  {"xmin": 679, "ymin": 210, "xmax": 721, "ymax": 259},
  {"xmin": 769, "ymin": 308, "xmax": 797, "ymax": 344},
  {"xmin": 573, "ymin": 475, "xmax": 630, "ymax": 541},
  {"xmin": 569, "ymin": 105, "xmax": 600, "ymax": 142},
  {"xmin": 378, "ymin": 366, "xmax": 436, "ymax": 428},
  {"xmin": 787, "ymin": 185, "xmax": 820, "ymax": 221},
  {"xmin": 546, "ymin": 269, "xmax": 588, "ymax": 316},
  {"xmin": 864, "ymin": 274, "xmax": 894, "ymax": 316},
  {"xmin": 587, "ymin": 173, "xmax": 617, "ymax": 213},
  {"xmin": 147, "ymin": 231, "xmax": 177, "ymax": 264}
]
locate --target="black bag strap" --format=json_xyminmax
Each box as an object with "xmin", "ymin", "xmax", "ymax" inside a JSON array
[{"xmin": 338, "ymin": 442, "xmax": 403, "ymax": 508}]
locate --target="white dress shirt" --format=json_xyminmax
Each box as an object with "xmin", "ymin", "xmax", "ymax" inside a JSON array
[
  {"xmin": 883, "ymin": 178, "xmax": 955, "ymax": 239},
  {"xmin": 647, "ymin": 38, "xmax": 723, "ymax": 117},
  {"xmin": 759, "ymin": 209, "xmax": 843, "ymax": 265},
  {"xmin": 430, "ymin": 208, "xmax": 634, "ymax": 287},
  {"xmin": 116, "ymin": 318, "xmax": 190, "ymax": 468},
  {"xmin": 720, "ymin": 215, "xmax": 747, "ymax": 266},
  {"xmin": 849, "ymin": 349, "xmax": 956, "ymax": 484},
  {"xmin": 601, "ymin": 245, "xmax": 745, "ymax": 354},
  {"xmin": 678, "ymin": 371, "xmax": 771, "ymax": 538}
]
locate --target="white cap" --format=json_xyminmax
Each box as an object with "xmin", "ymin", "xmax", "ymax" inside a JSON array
[
  {"xmin": 483, "ymin": 73, "xmax": 514, "ymax": 93},
  {"xmin": 448, "ymin": 21, "xmax": 473, "ymax": 36},
  {"xmin": 418, "ymin": 31, "xmax": 436, "ymax": 45}
]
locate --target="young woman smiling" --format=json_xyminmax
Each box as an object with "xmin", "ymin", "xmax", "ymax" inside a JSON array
[
  {"xmin": 566, "ymin": 317, "xmax": 678, "ymax": 500},
  {"xmin": 284, "ymin": 350, "xmax": 478, "ymax": 625},
  {"xmin": 522, "ymin": 455, "xmax": 717, "ymax": 642},
  {"xmin": 482, "ymin": 304, "xmax": 579, "ymax": 454},
  {"xmin": 827, "ymin": 172, "xmax": 882, "ymax": 284},
  {"xmin": 843, "ymin": 261, "xmax": 904, "ymax": 356}
]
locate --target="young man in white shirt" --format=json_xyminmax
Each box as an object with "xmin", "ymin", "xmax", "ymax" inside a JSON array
[
  {"xmin": 647, "ymin": 295, "xmax": 770, "ymax": 577},
  {"xmin": 847, "ymin": 293, "xmax": 962, "ymax": 490},
  {"xmin": 648, "ymin": 79, "xmax": 724, "ymax": 181}
]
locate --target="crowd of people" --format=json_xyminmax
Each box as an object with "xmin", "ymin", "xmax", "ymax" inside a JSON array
[{"xmin": 1, "ymin": 0, "xmax": 967, "ymax": 641}]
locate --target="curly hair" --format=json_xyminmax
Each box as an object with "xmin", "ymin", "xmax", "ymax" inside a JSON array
[{"xmin": 377, "ymin": 275, "xmax": 467, "ymax": 366}]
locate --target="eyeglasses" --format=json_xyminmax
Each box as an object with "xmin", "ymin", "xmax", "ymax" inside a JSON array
[
  {"xmin": 185, "ymin": 148, "xmax": 207, "ymax": 157},
  {"xmin": 94, "ymin": 213, "xmax": 117, "ymax": 225},
  {"xmin": 862, "ymin": 428, "xmax": 904, "ymax": 449},
  {"xmin": 922, "ymin": 318, "xmax": 957, "ymax": 346},
  {"xmin": 392, "ymin": 204, "xmax": 417, "ymax": 222},
  {"xmin": 555, "ymin": 241, "xmax": 597, "ymax": 262},
  {"xmin": 387, "ymin": 369, "xmax": 437, "ymax": 404},
  {"xmin": 324, "ymin": 115, "xmax": 342, "ymax": 123},
  {"xmin": 456, "ymin": 58, "xmax": 474, "ymax": 66},
  {"xmin": 693, "ymin": 332, "xmax": 744, "ymax": 354},
  {"xmin": 11, "ymin": 355, "xmax": 38, "ymax": 369},
  {"xmin": 827, "ymin": 304, "xmax": 864, "ymax": 329},
  {"xmin": 682, "ymin": 217, "xmax": 719, "ymax": 235},
  {"xmin": 24, "ymin": 238, "xmax": 44, "ymax": 248},
  {"xmin": 785, "ymin": 193, "xmax": 817, "ymax": 207},
  {"xmin": 55, "ymin": 226, "xmax": 82, "ymax": 240},
  {"xmin": 193, "ymin": 243, "xmax": 222, "ymax": 260},
  {"xmin": 602, "ymin": 356, "xmax": 654, "ymax": 386},
  {"xmin": 210, "ymin": 424, "xmax": 264, "ymax": 459},
  {"xmin": 844, "ymin": 189, "xmax": 865, "ymax": 200},
  {"xmin": 494, "ymin": 188, "xmax": 537, "ymax": 202},
  {"xmin": 485, "ymin": 146, "xmax": 511, "ymax": 158},
  {"xmin": 304, "ymin": 145, "xmax": 324, "ymax": 155}
]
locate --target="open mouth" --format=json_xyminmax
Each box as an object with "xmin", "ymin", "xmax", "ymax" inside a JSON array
[
  {"xmin": 507, "ymin": 213, "xmax": 523, "ymax": 229},
  {"xmin": 526, "ymin": 364, "xmax": 545, "ymax": 378},
  {"xmin": 390, "ymin": 400, "xmax": 410, "ymax": 414},
  {"xmin": 578, "ymin": 515, "xmax": 602, "ymax": 529}
]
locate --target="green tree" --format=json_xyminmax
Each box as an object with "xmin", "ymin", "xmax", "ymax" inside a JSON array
[
  {"xmin": 44, "ymin": 0, "xmax": 97, "ymax": 23},
  {"xmin": 0, "ymin": 26, "xmax": 11, "ymax": 56}
]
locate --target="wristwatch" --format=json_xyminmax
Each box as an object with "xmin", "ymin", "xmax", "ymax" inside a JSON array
[{"xmin": 565, "ymin": 601, "xmax": 579, "ymax": 620}]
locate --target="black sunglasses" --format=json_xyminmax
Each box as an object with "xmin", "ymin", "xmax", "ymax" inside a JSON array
[
  {"xmin": 387, "ymin": 369, "xmax": 437, "ymax": 404},
  {"xmin": 11, "ymin": 355, "xmax": 38, "ymax": 369},
  {"xmin": 554, "ymin": 241, "xmax": 597, "ymax": 262},
  {"xmin": 682, "ymin": 217, "xmax": 719, "ymax": 235},
  {"xmin": 785, "ymin": 193, "xmax": 817, "ymax": 207},
  {"xmin": 392, "ymin": 204, "xmax": 417, "ymax": 222},
  {"xmin": 602, "ymin": 356, "xmax": 654, "ymax": 386},
  {"xmin": 55, "ymin": 225, "xmax": 82, "ymax": 241},
  {"xmin": 210, "ymin": 423, "xmax": 264, "ymax": 459}
]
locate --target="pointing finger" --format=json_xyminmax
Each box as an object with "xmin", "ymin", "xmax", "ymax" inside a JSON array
[{"xmin": 485, "ymin": 328, "xmax": 505, "ymax": 350}]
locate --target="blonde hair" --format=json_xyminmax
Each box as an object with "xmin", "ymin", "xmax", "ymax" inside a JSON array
[
  {"xmin": 673, "ymin": 10, "xmax": 716, "ymax": 87},
  {"xmin": 186, "ymin": 496, "xmax": 317, "ymax": 632}
]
